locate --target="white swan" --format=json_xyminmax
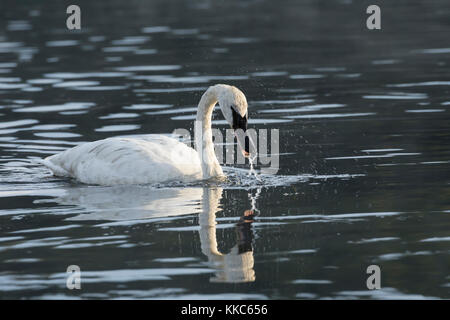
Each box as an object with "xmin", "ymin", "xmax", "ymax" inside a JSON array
[{"xmin": 40, "ymin": 84, "xmax": 250, "ymax": 185}]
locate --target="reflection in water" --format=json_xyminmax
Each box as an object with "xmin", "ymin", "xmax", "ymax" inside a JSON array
[
  {"xmin": 46, "ymin": 186, "xmax": 203, "ymax": 220},
  {"xmin": 199, "ymin": 188, "xmax": 256, "ymax": 283},
  {"xmin": 49, "ymin": 184, "xmax": 257, "ymax": 283}
]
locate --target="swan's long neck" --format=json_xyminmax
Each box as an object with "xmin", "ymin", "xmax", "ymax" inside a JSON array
[{"xmin": 195, "ymin": 86, "xmax": 224, "ymax": 179}]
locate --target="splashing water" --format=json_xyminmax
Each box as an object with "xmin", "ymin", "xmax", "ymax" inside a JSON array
[
  {"xmin": 248, "ymin": 187, "xmax": 262, "ymax": 214},
  {"xmin": 248, "ymin": 154, "xmax": 262, "ymax": 182}
]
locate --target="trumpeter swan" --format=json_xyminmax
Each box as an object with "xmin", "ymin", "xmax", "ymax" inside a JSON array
[{"xmin": 40, "ymin": 84, "xmax": 250, "ymax": 185}]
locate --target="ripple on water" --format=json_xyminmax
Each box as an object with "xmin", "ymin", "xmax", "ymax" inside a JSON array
[
  {"xmin": 33, "ymin": 132, "xmax": 81, "ymax": 139},
  {"xmin": 363, "ymin": 93, "xmax": 428, "ymax": 100},
  {"xmin": 0, "ymin": 63, "xmax": 18, "ymax": 68},
  {"xmin": 169, "ymin": 115, "xmax": 197, "ymax": 120},
  {"xmin": 218, "ymin": 168, "xmax": 365, "ymax": 189},
  {"xmin": 335, "ymin": 287, "xmax": 438, "ymax": 299},
  {"xmin": 146, "ymin": 107, "xmax": 197, "ymax": 115},
  {"xmin": 292, "ymin": 279, "xmax": 332, "ymax": 284},
  {"xmin": 221, "ymin": 37, "xmax": 258, "ymax": 44},
  {"xmin": 0, "ymin": 77, "xmax": 21, "ymax": 82},
  {"xmin": 45, "ymin": 40, "xmax": 79, "ymax": 47},
  {"xmin": 0, "ymin": 83, "xmax": 29, "ymax": 90},
  {"xmin": 27, "ymin": 78, "xmax": 62, "ymax": 85},
  {"xmin": 99, "ymin": 113, "xmax": 140, "ymax": 119},
  {"xmin": 141, "ymin": 26, "xmax": 171, "ymax": 33},
  {"xmin": 102, "ymin": 46, "xmax": 139, "ymax": 53},
  {"xmin": 335, "ymin": 73, "xmax": 361, "ymax": 78},
  {"xmin": 21, "ymin": 87, "xmax": 42, "ymax": 92},
  {"xmin": 114, "ymin": 65, "xmax": 182, "ymax": 72},
  {"xmin": 259, "ymin": 103, "xmax": 345, "ymax": 113},
  {"xmin": 48, "ymin": 268, "xmax": 214, "ymax": 284},
  {"xmin": 361, "ymin": 148, "xmax": 403, "ymax": 153},
  {"xmin": 378, "ymin": 251, "xmax": 434, "ymax": 261},
  {"xmin": 123, "ymin": 104, "xmax": 172, "ymax": 110},
  {"xmin": 251, "ymin": 71, "xmax": 288, "ymax": 77},
  {"xmin": 405, "ymin": 109, "xmax": 445, "ymax": 113},
  {"xmin": 414, "ymin": 47, "xmax": 450, "ymax": 54},
  {"xmin": 420, "ymin": 237, "xmax": 450, "ymax": 242},
  {"xmin": 134, "ymin": 49, "xmax": 158, "ymax": 55},
  {"xmin": 285, "ymin": 112, "xmax": 375, "ymax": 119},
  {"xmin": 371, "ymin": 59, "xmax": 400, "ymax": 65},
  {"xmin": 253, "ymin": 98, "xmax": 315, "ymax": 105},
  {"xmin": 53, "ymin": 81, "xmax": 100, "ymax": 88},
  {"xmin": 0, "ymin": 119, "xmax": 39, "ymax": 129},
  {"xmin": 134, "ymin": 86, "xmax": 207, "ymax": 93},
  {"xmin": 95, "ymin": 125, "xmax": 141, "ymax": 132},
  {"xmin": 44, "ymin": 72, "xmax": 133, "ymax": 79},
  {"xmin": 326, "ymin": 152, "xmax": 420, "ymax": 160},
  {"xmin": 388, "ymin": 81, "xmax": 450, "ymax": 87},
  {"xmin": 29, "ymin": 124, "xmax": 76, "ymax": 131},
  {"xmin": 313, "ymin": 67, "xmax": 346, "ymax": 72},
  {"xmin": 348, "ymin": 237, "xmax": 400, "ymax": 244},
  {"xmin": 88, "ymin": 36, "xmax": 106, "ymax": 42},
  {"xmin": 111, "ymin": 36, "xmax": 150, "ymax": 46},
  {"xmin": 13, "ymin": 102, "xmax": 95, "ymax": 113},
  {"xmin": 137, "ymin": 76, "xmax": 198, "ymax": 84},
  {"xmin": 171, "ymin": 28, "xmax": 199, "ymax": 36},
  {"xmin": 290, "ymin": 74, "xmax": 325, "ymax": 79},
  {"xmin": 59, "ymin": 111, "xmax": 89, "ymax": 116},
  {"xmin": 70, "ymin": 85, "xmax": 129, "ymax": 91}
]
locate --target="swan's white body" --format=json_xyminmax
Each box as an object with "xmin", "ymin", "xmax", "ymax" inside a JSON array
[
  {"xmin": 42, "ymin": 135, "xmax": 202, "ymax": 185},
  {"xmin": 40, "ymin": 84, "xmax": 249, "ymax": 185}
]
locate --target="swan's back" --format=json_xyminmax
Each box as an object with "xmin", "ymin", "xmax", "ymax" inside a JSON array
[{"xmin": 42, "ymin": 135, "xmax": 201, "ymax": 185}]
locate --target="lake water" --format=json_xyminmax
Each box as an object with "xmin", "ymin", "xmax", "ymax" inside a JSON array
[{"xmin": 0, "ymin": 0, "xmax": 449, "ymax": 299}]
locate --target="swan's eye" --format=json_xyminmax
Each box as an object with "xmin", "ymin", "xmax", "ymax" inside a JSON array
[{"xmin": 231, "ymin": 107, "xmax": 247, "ymax": 131}]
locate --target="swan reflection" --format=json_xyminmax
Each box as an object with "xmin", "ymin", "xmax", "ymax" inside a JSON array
[
  {"xmin": 49, "ymin": 185, "xmax": 256, "ymax": 283},
  {"xmin": 199, "ymin": 188, "xmax": 256, "ymax": 283},
  {"xmin": 52, "ymin": 186, "xmax": 203, "ymax": 220}
]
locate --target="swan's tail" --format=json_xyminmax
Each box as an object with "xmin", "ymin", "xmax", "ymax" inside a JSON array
[{"xmin": 34, "ymin": 157, "xmax": 70, "ymax": 177}]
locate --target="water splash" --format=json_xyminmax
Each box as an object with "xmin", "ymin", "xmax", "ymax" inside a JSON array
[
  {"xmin": 248, "ymin": 187, "xmax": 262, "ymax": 214},
  {"xmin": 247, "ymin": 154, "xmax": 262, "ymax": 182}
]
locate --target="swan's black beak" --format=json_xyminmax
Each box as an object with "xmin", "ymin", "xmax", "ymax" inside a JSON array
[{"xmin": 232, "ymin": 108, "xmax": 250, "ymax": 157}]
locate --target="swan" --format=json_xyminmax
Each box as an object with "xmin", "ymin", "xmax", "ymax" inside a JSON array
[{"xmin": 39, "ymin": 84, "xmax": 250, "ymax": 185}]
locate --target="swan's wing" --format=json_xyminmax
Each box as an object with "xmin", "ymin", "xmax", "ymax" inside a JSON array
[{"xmin": 43, "ymin": 135, "xmax": 201, "ymax": 185}]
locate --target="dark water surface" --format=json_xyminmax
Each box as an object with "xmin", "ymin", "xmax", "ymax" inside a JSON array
[{"xmin": 0, "ymin": 0, "xmax": 449, "ymax": 299}]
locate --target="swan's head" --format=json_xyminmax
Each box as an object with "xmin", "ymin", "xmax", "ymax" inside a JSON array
[{"xmin": 214, "ymin": 84, "xmax": 250, "ymax": 156}]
